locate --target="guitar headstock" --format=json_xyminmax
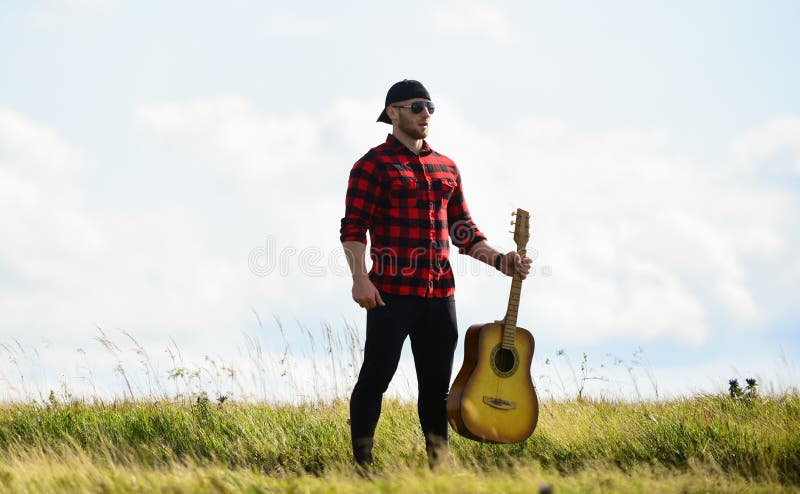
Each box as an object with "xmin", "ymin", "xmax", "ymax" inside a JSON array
[{"xmin": 511, "ymin": 208, "xmax": 530, "ymax": 250}]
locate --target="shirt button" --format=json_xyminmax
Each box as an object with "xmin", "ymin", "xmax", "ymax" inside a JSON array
[{"xmin": 429, "ymin": 202, "xmax": 435, "ymax": 210}]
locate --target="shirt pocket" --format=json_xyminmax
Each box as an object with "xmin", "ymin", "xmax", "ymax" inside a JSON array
[
  {"xmin": 389, "ymin": 177, "xmax": 418, "ymax": 207},
  {"xmin": 433, "ymin": 178, "xmax": 456, "ymax": 205}
]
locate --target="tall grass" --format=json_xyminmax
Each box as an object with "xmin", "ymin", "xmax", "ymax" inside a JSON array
[
  {"xmin": 1, "ymin": 323, "xmax": 799, "ymax": 492},
  {"xmin": 0, "ymin": 393, "xmax": 798, "ymax": 490}
]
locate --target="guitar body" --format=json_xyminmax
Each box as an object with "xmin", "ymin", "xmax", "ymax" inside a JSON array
[{"xmin": 447, "ymin": 322, "xmax": 539, "ymax": 443}]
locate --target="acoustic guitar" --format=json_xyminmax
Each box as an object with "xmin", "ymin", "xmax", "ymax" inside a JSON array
[{"xmin": 447, "ymin": 208, "xmax": 539, "ymax": 443}]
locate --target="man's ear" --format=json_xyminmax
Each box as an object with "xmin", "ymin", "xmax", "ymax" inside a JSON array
[{"xmin": 385, "ymin": 106, "xmax": 396, "ymax": 123}]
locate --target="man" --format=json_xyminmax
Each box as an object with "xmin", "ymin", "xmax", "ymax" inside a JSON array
[{"xmin": 340, "ymin": 79, "xmax": 531, "ymax": 467}]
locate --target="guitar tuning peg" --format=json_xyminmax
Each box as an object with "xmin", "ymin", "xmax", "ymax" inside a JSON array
[
  {"xmin": 509, "ymin": 230, "xmax": 515, "ymax": 234},
  {"xmin": 510, "ymin": 220, "xmax": 515, "ymax": 225},
  {"xmin": 511, "ymin": 211, "xmax": 517, "ymax": 216}
]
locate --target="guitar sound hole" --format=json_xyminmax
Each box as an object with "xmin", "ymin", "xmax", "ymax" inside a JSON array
[{"xmin": 494, "ymin": 348, "xmax": 516, "ymax": 373}]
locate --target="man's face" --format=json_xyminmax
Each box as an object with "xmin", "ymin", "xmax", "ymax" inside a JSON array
[{"xmin": 392, "ymin": 98, "xmax": 432, "ymax": 139}]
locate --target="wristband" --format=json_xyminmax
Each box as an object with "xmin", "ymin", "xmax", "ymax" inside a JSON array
[{"xmin": 494, "ymin": 253, "xmax": 503, "ymax": 271}]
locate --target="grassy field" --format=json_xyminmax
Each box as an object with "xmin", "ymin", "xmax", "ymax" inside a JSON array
[{"xmin": 0, "ymin": 392, "xmax": 798, "ymax": 493}]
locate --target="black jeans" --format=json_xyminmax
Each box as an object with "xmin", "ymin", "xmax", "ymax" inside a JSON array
[{"xmin": 350, "ymin": 292, "xmax": 458, "ymax": 464}]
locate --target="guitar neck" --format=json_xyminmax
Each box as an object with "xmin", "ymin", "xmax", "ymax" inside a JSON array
[
  {"xmin": 498, "ymin": 207, "xmax": 530, "ymax": 350},
  {"xmin": 502, "ymin": 247, "xmax": 525, "ymax": 349}
]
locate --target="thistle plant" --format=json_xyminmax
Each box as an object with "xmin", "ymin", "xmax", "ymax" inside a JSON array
[
  {"xmin": 729, "ymin": 377, "xmax": 758, "ymax": 401},
  {"xmin": 745, "ymin": 378, "xmax": 758, "ymax": 399},
  {"xmin": 729, "ymin": 379, "xmax": 743, "ymax": 399}
]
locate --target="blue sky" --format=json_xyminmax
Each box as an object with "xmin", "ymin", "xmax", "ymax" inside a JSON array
[{"xmin": 1, "ymin": 0, "xmax": 798, "ymax": 401}]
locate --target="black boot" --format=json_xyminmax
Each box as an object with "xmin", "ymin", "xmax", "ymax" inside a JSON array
[
  {"xmin": 352, "ymin": 437, "xmax": 374, "ymax": 468},
  {"xmin": 425, "ymin": 434, "xmax": 450, "ymax": 470}
]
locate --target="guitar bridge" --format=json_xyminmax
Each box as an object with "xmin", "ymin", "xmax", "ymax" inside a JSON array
[{"xmin": 483, "ymin": 396, "xmax": 517, "ymax": 410}]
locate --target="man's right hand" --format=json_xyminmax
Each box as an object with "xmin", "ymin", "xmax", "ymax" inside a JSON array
[{"xmin": 352, "ymin": 276, "xmax": 386, "ymax": 310}]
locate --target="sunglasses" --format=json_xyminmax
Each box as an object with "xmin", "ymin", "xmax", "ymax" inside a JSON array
[{"xmin": 392, "ymin": 101, "xmax": 436, "ymax": 114}]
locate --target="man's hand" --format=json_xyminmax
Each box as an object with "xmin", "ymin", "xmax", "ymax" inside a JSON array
[
  {"xmin": 499, "ymin": 251, "xmax": 532, "ymax": 279},
  {"xmin": 467, "ymin": 241, "xmax": 533, "ymax": 279},
  {"xmin": 352, "ymin": 275, "xmax": 386, "ymax": 310}
]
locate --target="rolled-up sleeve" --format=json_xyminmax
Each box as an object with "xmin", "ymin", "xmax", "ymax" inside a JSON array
[
  {"xmin": 447, "ymin": 172, "xmax": 487, "ymax": 254},
  {"xmin": 340, "ymin": 158, "xmax": 382, "ymax": 244}
]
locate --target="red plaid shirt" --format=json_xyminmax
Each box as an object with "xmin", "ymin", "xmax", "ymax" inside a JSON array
[{"xmin": 340, "ymin": 134, "xmax": 486, "ymax": 298}]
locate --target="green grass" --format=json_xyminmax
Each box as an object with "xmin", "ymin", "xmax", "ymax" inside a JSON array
[{"xmin": 1, "ymin": 393, "xmax": 798, "ymax": 492}]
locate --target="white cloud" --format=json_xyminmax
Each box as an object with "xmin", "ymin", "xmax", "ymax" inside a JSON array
[
  {"xmin": 665, "ymin": 211, "xmax": 758, "ymax": 320},
  {"xmin": 31, "ymin": 0, "xmax": 115, "ymax": 27},
  {"xmin": 733, "ymin": 115, "xmax": 800, "ymax": 173},
  {"xmin": 0, "ymin": 108, "xmax": 100, "ymax": 279},
  {"xmin": 62, "ymin": 0, "xmax": 113, "ymax": 7},
  {"xmin": 0, "ymin": 108, "xmax": 82, "ymax": 183},
  {"xmin": 431, "ymin": 3, "xmax": 517, "ymax": 45},
  {"xmin": 264, "ymin": 13, "xmax": 333, "ymax": 36},
  {"xmin": 137, "ymin": 98, "xmax": 321, "ymax": 183},
  {"xmin": 135, "ymin": 97, "xmax": 340, "ymax": 257},
  {"xmin": 0, "ymin": 107, "xmax": 248, "ymax": 359},
  {"xmin": 38, "ymin": 0, "xmax": 114, "ymax": 9}
]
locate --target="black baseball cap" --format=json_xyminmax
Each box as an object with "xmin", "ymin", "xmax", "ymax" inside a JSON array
[{"xmin": 376, "ymin": 79, "xmax": 431, "ymax": 124}]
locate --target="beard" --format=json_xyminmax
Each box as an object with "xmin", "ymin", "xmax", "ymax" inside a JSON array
[{"xmin": 398, "ymin": 111, "xmax": 428, "ymax": 139}]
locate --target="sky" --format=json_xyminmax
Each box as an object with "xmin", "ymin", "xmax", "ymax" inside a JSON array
[{"xmin": 1, "ymin": 0, "xmax": 799, "ymax": 402}]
